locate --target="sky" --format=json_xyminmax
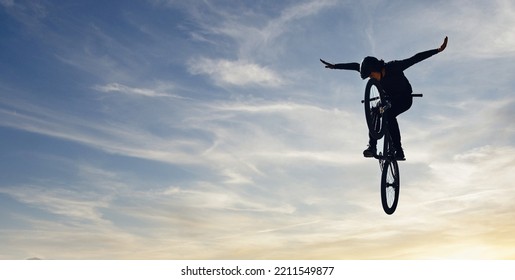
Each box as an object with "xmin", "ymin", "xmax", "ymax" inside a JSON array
[{"xmin": 1, "ymin": 0, "xmax": 515, "ymax": 260}]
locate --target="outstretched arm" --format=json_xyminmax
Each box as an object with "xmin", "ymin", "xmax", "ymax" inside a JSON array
[
  {"xmin": 320, "ymin": 59, "xmax": 360, "ymax": 72},
  {"xmin": 398, "ymin": 36, "xmax": 448, "ymax": 71}
]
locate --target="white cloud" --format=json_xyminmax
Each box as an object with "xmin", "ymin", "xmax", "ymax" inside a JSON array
[
  {"xmin": 0, "ymin": 96, "xmax": 208, "ymax": 166},
  {"xmin": 446, "ymin": 0, "xmax": 515, "ymax": 58},
  {"xmin": 188, "ymin": 57, "xmax": 284, "ymax": 87},
  {"xmin": 379, "ymin": 0, "xmax": 515, "ymax": 59},
  {"xmin": 93, "ymin": 83, "xmax": 183, "ymax": 98},
  {"xmin": 0, "ymin": 185, "xmax": 110, "ymax": 223},
  {"xmin": 182, "ymin": 0, "xmax": 339, "ymax": 89},
  {"xmin": 212, "ymin": 0, "xmax": 337, "ymax": 48},
  {"xmin": 162, "ymin": 185, "xmax": 296, "ymax": 214}
]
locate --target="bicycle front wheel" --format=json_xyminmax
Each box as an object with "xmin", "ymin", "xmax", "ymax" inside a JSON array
[
  {"xmin": 381, "ymin": 159, "xmax": 400, "ymax": 215},
  {"xmin": 364, "ymin": 79, "xmax": 384, "ymax": 140}
]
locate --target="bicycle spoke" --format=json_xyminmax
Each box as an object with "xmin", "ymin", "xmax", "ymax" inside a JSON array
[
  {"xmin": 386, "ymin": 187, "xmax": 395, "ymax": 207},
  {"xmin": 381, "ymin": 160, "xmax": 400, "ymax": 214},
  {"xmin": 364, "ymin": 79, "xmax": 385, "ymax": 139}
]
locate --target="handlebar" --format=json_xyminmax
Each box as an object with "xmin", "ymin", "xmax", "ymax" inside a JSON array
[{"xmin": 361, "ymin": 94, "xmax": 423, "ymax": 103}]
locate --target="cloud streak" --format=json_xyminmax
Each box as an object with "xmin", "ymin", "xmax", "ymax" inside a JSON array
[
  {"xmin": 93, "ymin": 83, "xmax": 185, "ymax": 98},
  {"xmin": 187, "ymin": 58, "xmax": 284, "ymax": 87}
]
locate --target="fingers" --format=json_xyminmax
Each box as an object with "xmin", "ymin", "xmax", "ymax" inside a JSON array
[
  {"xmin": 438, "ymin": 36, "xmax": 448, "ymax": 52},
  {"xmin": 320, "ymin": 59, "xmax": 330, "ymax": 65},
  {"xmin": 320, "ymin": 59, "xmax": 335, "ymax": 69}
]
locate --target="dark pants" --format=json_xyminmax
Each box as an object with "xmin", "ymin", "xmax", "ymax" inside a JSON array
[{"xmin": 369, "ymin": 95, "xmax": 413, "ymax": 151}]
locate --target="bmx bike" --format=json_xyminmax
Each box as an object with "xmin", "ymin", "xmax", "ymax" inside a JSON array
[{"xmin": 362, "ymin": 78, "xmax": 422, "ymax": 215}]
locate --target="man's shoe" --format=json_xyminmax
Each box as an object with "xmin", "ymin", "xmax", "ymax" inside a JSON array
[
  {"xmin": 395, "ymin": 149, "xmax": 406, "ymax": 161},
  {"xmin": 363, "ymin": 145, "xmax": 377, "ymax": 158}
]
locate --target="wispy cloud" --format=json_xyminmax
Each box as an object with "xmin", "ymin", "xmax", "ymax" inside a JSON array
[
  {"xmin": 187, "ymin": 58, "xmax": 284, "ymax": 87},
  {"xmin": 93, "ymin": 82, "xmax": 185, "ymax": 98},
  {"xmin": 181, "ymin": 0, "xmax": 339, "ymax": 88},
  {"xmin": 0, "ymin": 96, "xmax": 207, "ymax": 166},
  {"xmin": 441, "ymin": 0, "xmax": 515, "ymax": 58},
  {"xmin": 0, "ymin": 0, "xmax": 47, "ymax": 29},
  {"xmin": 0, "ymin": 185, "xmax": 110, "ymax": 224},
  {"xmin": 373, "ymin": 0, "xmax": 515, "ymax": 58},
  {"xmin": 224, "ymin": 0, "xmax": 338, "ymax": 57}
]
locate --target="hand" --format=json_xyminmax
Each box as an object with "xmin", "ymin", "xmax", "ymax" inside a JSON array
[
  {"xmin": 320, "ymin": 59, "xmax": 335, "ymax": 69},
  {"xmin": 438, "ymin": 36, "xmax": 448, "ymax": 52}
]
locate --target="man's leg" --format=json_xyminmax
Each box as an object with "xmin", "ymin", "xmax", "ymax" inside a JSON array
[
  {"xmin": 388, "ymin": 96, "xmax": 412, "ymax": 160},
  {"xmin": 388, "ymin": 114, "xmax": 405, "ymax": 160},
  {"xmin": 363, "ymin": 133, "xmax": 377, "ymax": 157}
]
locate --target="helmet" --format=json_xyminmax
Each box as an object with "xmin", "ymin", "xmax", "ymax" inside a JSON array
[{"xmin": 360, "ymin": 56, "xmax": 384, "ymax": 79}]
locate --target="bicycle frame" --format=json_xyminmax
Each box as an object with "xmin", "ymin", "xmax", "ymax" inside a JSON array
[
  {"xmin": 362, "ymin": 78, "xmax": 423, "ymax": 215},
  {"xmin": 373, "ymin": 105, "xmax": 400, "ymax": 215}
]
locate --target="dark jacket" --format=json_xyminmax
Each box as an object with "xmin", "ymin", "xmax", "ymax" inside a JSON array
[{"xmin": 333, "ymin": 49, "xmax": 439, "ymax": 99}]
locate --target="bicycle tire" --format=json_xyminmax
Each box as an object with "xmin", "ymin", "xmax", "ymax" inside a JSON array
[
  {"xmin": 364, "ymin": 79, "xmax": 385, "ymax": 140},
  {"xmin": 381, "ymin": 159, "xmax": 400, "ymax": 215}
]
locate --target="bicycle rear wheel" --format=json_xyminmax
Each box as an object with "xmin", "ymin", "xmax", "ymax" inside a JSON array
[
  {"xmin": 381, "ymin": 159, "xmax": 400, "ymax": 215},
  {"xmin": 364, "ymin": 79, "xmax": 384, "ymax": 140}
]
